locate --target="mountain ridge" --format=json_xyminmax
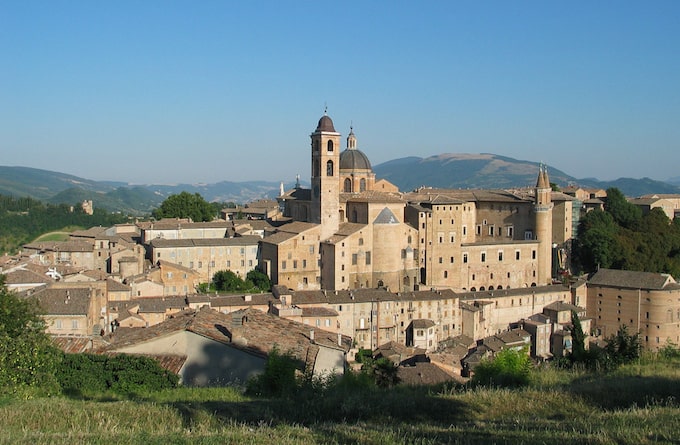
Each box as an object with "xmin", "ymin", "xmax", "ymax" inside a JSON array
[{"xmin": 2, "ymin": 155, "xmax": 679, "ymax": 214}]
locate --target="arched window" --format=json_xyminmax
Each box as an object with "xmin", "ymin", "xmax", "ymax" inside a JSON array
[
  {"xmin": 326, "ymin": 160, "xmax": 334, "ymax": 176},
  {"xmin": 360, "ymin": 178, "xmax": 366, "ymax": 192},
  {"xmin": 327, "ymin": 140, "xmax": 334, "ymax": 152},
  {"xmin": 344, "ymin": 178, "xmax": 352, "ymax": 192}
]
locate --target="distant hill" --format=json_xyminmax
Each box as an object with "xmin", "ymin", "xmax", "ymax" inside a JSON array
[
  {"xmin": 0, "ymin": 166, "xmax": 292, "ymax": 214},
  {"xmin": 0, "ymin": 166, "xmax": 115, "ymax": 201},
  {"xmin": 2, "ymin": 156, "xmax": 679, "ymax": 215},
  {"xmin": 373, "ymin": 154, "xmax": 576, "ymax": 191},
  {"xmin": 373, "ymin": 154, "xmax": 680, "ymax": 197}
]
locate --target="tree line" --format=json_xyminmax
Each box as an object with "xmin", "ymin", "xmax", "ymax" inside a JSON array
[
  {"xmin": 0, "ymin": 194, "xmax": 129, "ymax": 255},
  {"xmin": 572, "ymin": 188, "xmax": 680, "ymax": 277}
]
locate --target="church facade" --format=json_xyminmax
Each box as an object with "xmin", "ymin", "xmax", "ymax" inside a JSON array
[{"xmin": 262, "ymin": 112, "xmax": 553, "ymax": 292}]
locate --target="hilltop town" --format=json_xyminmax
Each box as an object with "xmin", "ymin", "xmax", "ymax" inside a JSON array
[{"xmin": 2, "ymin": 112, "xmax": 680, "ymax": 386}]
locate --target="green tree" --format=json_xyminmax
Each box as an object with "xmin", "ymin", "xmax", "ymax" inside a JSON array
[
  {"xmin": 246, "ymin": 268, "xmax": 271, "ymax": 291},
  {"xmin": 605, "ymin": 325, "xmax": 641, "ymax": 365},
  {"xmin": 0, "ymin": 276, "xmax": 61, "ymax": 394},
  {"xmin": 604, "ymin": 187, "xmax": 641, "ymax": 230},
  {"xmin": 212, "ymin": 270, "xmax": 246, "ymax": 292},
  {"xmin": 573, "ymin": 209, "xmax": 620, "ymax": 272},
  {"xmin": 570, "ymin": 310, "xmax": 587, "ymax": 362},
  {"xmin": 152, "ymin": 192, "xmax": 216, "ymax": 222}
]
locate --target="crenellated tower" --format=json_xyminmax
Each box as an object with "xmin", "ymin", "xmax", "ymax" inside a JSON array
[{"xmin": 310, "ymin": 112, "xmax": 341, "ymax": 240}]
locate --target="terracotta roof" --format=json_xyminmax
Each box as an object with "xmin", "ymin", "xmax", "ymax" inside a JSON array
[
  {"xmin": 31, "ymin": 287, "xmax": 92, "ymax": 316},
  {"xmin": 102, "ymin": 307, "xmax": 350, "ymax": 372},
  {"xmin": 149, "ymin": 236, "xmax": 260, "ymax": 248},
  {"xmin": 341, "ymin": 190, "xmax": 405, "ymax": 203},
  {"xmin": 3, "ymin": 268, "xmax": 53, "ymax": 285},
  {"xmin": 51, "ymin": 336, "xmax": 93, "ymax": 353},
  {"xmin": 588, "ymin": 268, "xmax": 676, "ymax": 290},
  {"xmin": 458, "ymin": 284, "xmax": 569, "ymax": 301},
  {"xmin": 301, "ymin": 307, "xmax": 339, "ymax": 317},
  {"xmin": 412, "ymin": 319, "xmax": 435, "ymax": 329},
  {"xmin": 404, "ymin": 189, "xmax": 530, "ymax": 205},
  {"xmin": 107, "ymin": 278, "xmax": 131, "ymax": 292},
  {"xmin": 397, "ymin": 362, "xmax": 455, "ymax": 386}
]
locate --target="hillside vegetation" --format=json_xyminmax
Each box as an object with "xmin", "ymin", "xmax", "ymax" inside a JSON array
[
  {"xmin": 1, "ymin": 353, "xmax": 678, "ymax": 445},
  {"xmin": 0, "ymin": 195, "xmax": 128, "ymax": 254}
]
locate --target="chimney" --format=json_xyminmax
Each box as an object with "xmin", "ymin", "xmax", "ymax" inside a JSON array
[
  {"xmin": 310, "ymin": 329, "xmax": 315, "ymax": 343},
  {"xmin": 244, "ymin": 295, "xmax": 252, "ymax": 302},
  {"xmin": 337, "ymin": 332, "xmax": 342, "ymax": 347}
]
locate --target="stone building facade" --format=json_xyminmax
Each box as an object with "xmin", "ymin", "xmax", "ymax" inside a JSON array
[{"xmin": 267, "ymin": 112, "xmax": 554, "ymax": 293}]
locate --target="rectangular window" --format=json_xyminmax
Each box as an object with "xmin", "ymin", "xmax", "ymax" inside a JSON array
[
  {"xmin": 532, "ymin": 250, "xmax": 536, "ymax": 259},
  {"xmin": 488, "ymin": 226, "xmax": 494, "ymax": 236},
  {"xmin": 463, "ymin": 253, "xmax": 468, "ymax": 263},
  {"xmin": 366, "ymin": 252, "xmax": 371, "ymax": 265},
  {"xmin": 352, "ymin": 254, "xmax": 358, "ymax": 265},
  {"xmin": 293, "ymin": 260, "xmax": 298, "ymax": 269},
  {"xmin": 481, "ymin": 252, "xmax": 486, "ymax": 262},
  {"xmin": 507, "ymin": 226, "xmax": 513, "ymax": 237},
  {"xmin": 302, "ymin": 259, "xmax": 307, "ymax": 268},
  {"xmin": 462, "ymin": 226, "xmax": 467, "ymax": 235},
  {"xmin": 72, "ymin": 320, "xmax": 78, "ymax": 329},
  {"xmin": 515, "ymin": 251, "xmax": 520, "ymax": 260},
  {"xmin": 498, "ymin": 251, "xmax": 503, "ymax": 261},
  {"xmin": 281, "ymin": 260, "xmax": 286, "ymax": 270}
]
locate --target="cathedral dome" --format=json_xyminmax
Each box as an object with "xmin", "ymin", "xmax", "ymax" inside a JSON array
[
  {"xmin": 340, "ymin": 148, "xmax": 372, "ymax": 171},
  {"xmin": 316, "ymin": 115, "xmax": 336, "ymax": 132}
]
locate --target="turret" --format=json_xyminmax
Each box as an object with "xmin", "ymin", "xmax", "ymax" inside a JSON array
[{"xmin": 534, "ymin": 165, "xmax": 553, "ymax": 285}]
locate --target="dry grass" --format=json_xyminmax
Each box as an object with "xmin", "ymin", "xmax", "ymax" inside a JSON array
[{"xmin": 1, "ymin": 358, "xmax": 679, "ymax": 444}]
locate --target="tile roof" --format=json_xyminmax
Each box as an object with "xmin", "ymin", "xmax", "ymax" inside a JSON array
[
  {"xmin": 51, "ymin": 336, "xmax": 93, "ymax": 353},
  {"xmin": 404, "ymin": 189, "xmax": 530, "ymax": 204},
  {"xmin": 3, "ymin": 268, "xmax": 53, "ymax": 285},
  {"xmin": 150, "ymin": 235, "xmax": 260, "ymax": 248},
  {"xmin": 412, "ymin": 319, "xmax": 435, "ymax": 329},
  {"xmin": 107, "ymin": 278, "xmax": 131, "ymax": 292},
  {"xmin": 397, "ymin": 362, "xmax": 455, "ymax": 386},
  {"xmin": 102, "ymin": 307, "xmax": 350, "ymax": 372},
  {"xmin": 31, "ymin": 287, "xmax": 92, "ymax": 316},
  {"xmin": 588, "ymin": 268, "xmax": 676, "ymax": 290},
  {"xmin": 457, "ymin": 284, "xmax": 569, "ymax": 301}
]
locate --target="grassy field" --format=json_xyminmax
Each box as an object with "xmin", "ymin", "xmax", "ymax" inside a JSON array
[
  {"xmin": 32, "ymin": 226, "xmax": 84, "ymax": 243},
  {"xmin": 1, "ymin": 356, "xmax": 678, "ymax": 445}
]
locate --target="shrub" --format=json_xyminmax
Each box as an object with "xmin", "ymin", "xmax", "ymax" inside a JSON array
[
  {"xmin": 56, "ymin": 353, "xmax": 178, "ymax": 395},
  {"xmin": 0, "ymin": 279, "xmax": 61, "ymax": 395},
  {"xmin": 245, "ymin": 346, "xmax": 298, "ymax": 397},
  {"xmin": 472, "ymin": 347, "xmax": 532, "ymax": 388}
]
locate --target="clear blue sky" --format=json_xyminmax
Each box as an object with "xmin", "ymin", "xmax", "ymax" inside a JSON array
[{"xmin": 2, "ymin": 1, "xmax": 679, "ymax": 184}]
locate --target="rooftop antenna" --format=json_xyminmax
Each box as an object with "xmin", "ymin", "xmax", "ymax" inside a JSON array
[
  {"xmin": 295, "ymin": 174, "xmax": 300, "ymax": 188},
  {"xmin": 324, "ymin": 103, "xmax": 328, "ymax": 115}
]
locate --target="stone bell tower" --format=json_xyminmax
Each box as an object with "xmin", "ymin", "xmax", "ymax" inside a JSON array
[{"xmin": 310, "ymin": 111, "xmax": 341, "ymax": 240}]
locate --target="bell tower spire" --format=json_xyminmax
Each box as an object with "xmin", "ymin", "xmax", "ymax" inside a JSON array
[{"xmin": 310, "ymin": 111, "xmax": 341, "ymax": 239}]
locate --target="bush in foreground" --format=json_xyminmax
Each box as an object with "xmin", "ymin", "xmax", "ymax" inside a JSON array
[{"xmin": 471, "ymin": 347, "xmax": 532, "ymax": 388}]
